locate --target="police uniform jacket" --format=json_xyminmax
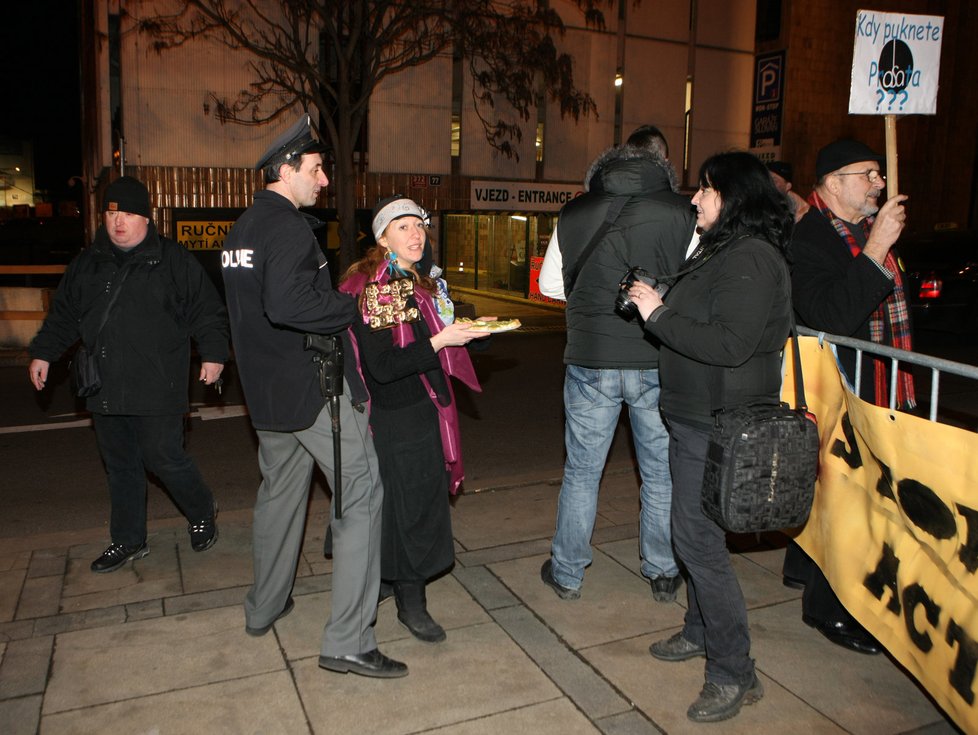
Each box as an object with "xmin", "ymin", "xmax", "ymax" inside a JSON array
[
  {"xmin": 29, "ymin": 222, "xmax": 229, "ymax": 415},
  {"xmin": 222, "ymin": 189, "xmax": 360, "ymax": 432},
  {"xmin": 556, "ymin": 146, "xmax": 694, "ymax": 369}
]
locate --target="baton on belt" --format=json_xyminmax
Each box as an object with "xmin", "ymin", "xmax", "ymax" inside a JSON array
[{"xmin": 304, "ymin": 333, "xmax": 344, "ymax": 519}]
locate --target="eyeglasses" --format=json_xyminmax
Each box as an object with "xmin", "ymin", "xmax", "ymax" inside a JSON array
[{"xmin": 834, "ymin": 169, "xmax": 885, "ymax": 184}]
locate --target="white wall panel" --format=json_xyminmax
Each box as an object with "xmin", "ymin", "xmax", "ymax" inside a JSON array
[
  {"xmin": 459, "ymin": 65, "xmax": 536, "ymax": 180},
  {"xmin": 622, "ymin": 38, "xmax": 689, "ymax": 157},
  {"xmin": 696, "ymin": 0, "xmax": 756, "ymax": 51},
  {"xmin": 689, "ymin": 46, "xmax": 754, "ymax": 176},
  {"xmin": 120, "ymin": 8, "xmax": 302, "ymax": 168},
  {"xmin": 369, "ymin": 55, "xmax": 453, "ymax": 174},
  {"xmin": 627, "ymin": 0, "xmax": 692, "ymax": 42},
  {"xmin": 541, "ymin": 28, "xmax": 615, "ymax": 183}
]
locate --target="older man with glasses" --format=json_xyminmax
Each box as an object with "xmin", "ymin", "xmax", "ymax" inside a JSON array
[{"xmin": 783, "ymin": 138, "xmax": 913, "ymax": 656}]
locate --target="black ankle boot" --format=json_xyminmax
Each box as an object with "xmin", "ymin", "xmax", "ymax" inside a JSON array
[{"xmin": 394, "ymin": 581, "xmax": 446, "ymax": 643}]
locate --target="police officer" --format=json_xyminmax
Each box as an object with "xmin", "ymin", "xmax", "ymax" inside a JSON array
[{"xmin": 222, "ymin": 114, "xmax": 405, "ymax": 678}]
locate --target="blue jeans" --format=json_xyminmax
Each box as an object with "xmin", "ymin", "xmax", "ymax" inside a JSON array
[{"xmin": 550, "ymin": 365, "xmax": 676, "ymax": 590}]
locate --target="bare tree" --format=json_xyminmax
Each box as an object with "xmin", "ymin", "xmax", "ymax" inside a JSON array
[{"xmin": 133, "ymin": 0, "xmax": 612, "ymax": 269}]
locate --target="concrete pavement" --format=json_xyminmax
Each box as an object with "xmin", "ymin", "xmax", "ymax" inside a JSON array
[
  {"xmin": 0, "ymin": 468, "xmax": 958, "ymax": 734},
  {"xmin": 0, "ymin": 290, "xmax": 962, "ymax": 733}
]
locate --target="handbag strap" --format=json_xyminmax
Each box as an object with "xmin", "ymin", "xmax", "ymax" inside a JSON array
[
  {"xmin": 563, "ymin": 195, "xmax": 629, "ymax": 296},
  {"xmin": 92, "ymin": 263, "xmax": 134, "ymax": 344}
]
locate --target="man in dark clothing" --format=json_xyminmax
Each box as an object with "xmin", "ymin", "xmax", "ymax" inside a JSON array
[
  {"xmin": 538, "ymin": 126, "xmax": 694, "ymax": 602},
  {"xmin": 785, "ymin": 138, "xmax": 912, "ymax": 656},
  {"xmin": 29, "ymin": 176, "xmax": 228, "ymax": 573},
  {"xmin": 222, "ymin": 114, "xmax": 405, "ymax": 678}
]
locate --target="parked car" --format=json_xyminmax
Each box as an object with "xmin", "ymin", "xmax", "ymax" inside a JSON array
[{"xmin": 899, "ymin": 228, "xmax": 978, "ymax": 337}]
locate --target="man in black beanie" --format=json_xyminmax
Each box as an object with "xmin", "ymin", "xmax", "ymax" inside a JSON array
[{"xmin": 28, "ymin": 175, "xmax": 229, "ymax": 572}]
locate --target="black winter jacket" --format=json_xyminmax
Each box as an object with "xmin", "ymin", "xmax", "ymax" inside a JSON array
[
  {"xmin": 29, "ymin": 222, "xmax": 229, "ymax": 415},
  {"xmin": 644, "ymin": 237, "xmax": 792, "ymax": 430},
  {"xmin": 222, "ymin": 189, "xmax": 360, "ymax": 432},
  {"xmin": 556, "ymin": 147, "xmax": 694, "ymax": 368}
]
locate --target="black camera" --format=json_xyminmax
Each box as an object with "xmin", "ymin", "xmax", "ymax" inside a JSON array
[{"xmin": 614, "ymin": 266, "xmax": 659, "ymax": 318}]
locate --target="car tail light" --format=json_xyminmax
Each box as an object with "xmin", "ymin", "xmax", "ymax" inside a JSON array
[{"xmin": 919, "ymin": 274, "xmax": 943, "ymax": 299}]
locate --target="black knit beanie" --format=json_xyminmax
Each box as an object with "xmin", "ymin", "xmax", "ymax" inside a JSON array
[{"xmin": 103, "ymin": 176, "xmax": 151, "ymax": 217}]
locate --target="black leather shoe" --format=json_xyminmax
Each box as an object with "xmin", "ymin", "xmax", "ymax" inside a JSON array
[
  {"xmin": 245, "ymin": 597, "xmax": 295, "ymax": 637},
  {"xmin": 318, "ymin": 649, "xmax": 408, "ymax": 678},
  {"xmin": 189, "ymin": 503, "xmax": 218, "ymax": 552},
  {"xmin": 540, "ymin": 559, "xmax": 580, "ymax": 600},
  {"xmin": 91, "ymin": 542, "xmax": 149, "ymax": 573},
  {"xmin": 782, "ymin": 575, "xmax": 806, "ymax": 590},
  {"xmin": 650, "ymin": 575, "xmax": 682, "ymax": 602},
  {"xmin": 803, "ymin": 614, "xmax": 882, "ymax": 655},
  {"xmin": 398, "ymin": 608, "xmax": 446, "ymax": 643}
]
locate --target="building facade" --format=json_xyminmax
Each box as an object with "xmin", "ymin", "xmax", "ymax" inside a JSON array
[{"xmin": 79, "ymin": 1, "xmax": 977, "ymax": 302}]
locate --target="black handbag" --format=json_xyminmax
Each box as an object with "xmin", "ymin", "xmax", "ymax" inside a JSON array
[
  {"xmin": 72, "ymin": 344, "xmax": 102, "ymax": 397},
  {"xmin": 70, "ymin": 264, "xmax": 133, "ymax": 398},
  {"xmin": 701, "ymin": 327, "xmax": 819, "ymax": 533}
]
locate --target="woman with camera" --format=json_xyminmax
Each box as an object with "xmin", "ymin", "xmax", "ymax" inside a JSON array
[
  {"xmin": 339, "ymin": 195, "xmax": 489, "ymax": 644},
  {"xmin": 626, "ymin": 151, "xmax": 793, "ymax": 722}
]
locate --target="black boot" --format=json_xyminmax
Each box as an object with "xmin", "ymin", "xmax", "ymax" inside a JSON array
[{"xmin": 394, "ymin": 581, "xmax": 446, "ymax": 643}]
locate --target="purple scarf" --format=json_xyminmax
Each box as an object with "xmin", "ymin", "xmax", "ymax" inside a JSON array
[{"xmin": 341, "ymin": 265, "xmax": 481, "ymax": 494}]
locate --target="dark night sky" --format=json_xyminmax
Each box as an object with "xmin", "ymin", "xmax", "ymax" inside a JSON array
[{"xmin": 2, "ymin": 4, "xmax": 82, "ymax": 201}]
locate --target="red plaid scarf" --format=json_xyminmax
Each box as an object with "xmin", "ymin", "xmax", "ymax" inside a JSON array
[{"xmin": 808, "ymin": 191, "xmax": 915, "ymax": 408}]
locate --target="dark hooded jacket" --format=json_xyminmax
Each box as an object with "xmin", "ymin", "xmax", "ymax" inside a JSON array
[
  {"xmin": 556, "ymin": 146, "xmax": 694, "ymax": 368},
  {"xmin": 29, "ymin": 222, "xmax": 229, "ymax": 415}
]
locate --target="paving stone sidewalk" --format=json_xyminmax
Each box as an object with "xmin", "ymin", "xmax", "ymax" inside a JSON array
[{"xmin": 0, "ymin": 471, "xmax": 960, "ymax": 734}]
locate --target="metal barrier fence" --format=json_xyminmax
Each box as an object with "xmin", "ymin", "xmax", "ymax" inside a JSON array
[{"xmin": 798, "ymin": 326, "xmax": 978, "ymax": 423}]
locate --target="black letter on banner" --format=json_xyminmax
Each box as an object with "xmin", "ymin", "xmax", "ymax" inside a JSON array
[
  {"xmin": 956, "ymin": 504, "xmax": 978, "ymax": 574},
  {"xmin": 830, "ymin": 412, "xmax": 862, "ymax": 468},
  {"xmin": 875, "ymin": 459, "xmax": 895, "ymax": 500},
  {"xmin": 898, "ymin": 479, "xmax": 956, "ymax": 540},
  {"xmin": 864, "ymin": 542, "xmax": 901, "ymax": 614},
  {"xmin": 946, "ymin": 619, "xmax": 978, "ymax": 705},
  {"xmin": 902, "ymin": 583, "xmax": 941, "ymax": 652}
]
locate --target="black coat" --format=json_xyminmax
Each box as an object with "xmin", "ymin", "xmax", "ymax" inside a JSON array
[
  {"xmin": 29, "ymin": 222, "xmax": 229, "ymax": 415},
  {"xmin": 788, "ymin": 208, "xmax": 895, "ymax": 396},
  {"xmin": 222, "ymin": 189, "xmax": 360, "ymax": 432},
  {"xmin": 644, "ymin": 237, "xmax": 792, "ymax": 430},
  {"xmin": 556, "ymin": 147, "xmax": 694, "ymax": 369}
]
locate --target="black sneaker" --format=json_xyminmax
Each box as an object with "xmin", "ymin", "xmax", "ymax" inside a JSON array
[
  {"xmin": 650, "ymin": 574, "xmax": 682, "ymax": 602},
  {"xmin": 540, "ymin": 559, "xmax": 581, "ymax": 600},
  {"xmin": 686, "ymin": 674, "xmax": 764, "ymax": 723},
  {"xmin": 90, "ymin": 542, "xmax": 149, "ymax": 573},
  {"xmin": 649, "ymin": 631, "xmax": 706, "ymax": 661},
  {"xmin": 189, "ymin": 504, "xmax": 218, "ymax": 552}
]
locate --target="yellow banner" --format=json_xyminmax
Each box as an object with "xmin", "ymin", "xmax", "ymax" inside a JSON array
[{"xmin": 785, "ymin": 337, "xmax": 978, "ymax": 732}]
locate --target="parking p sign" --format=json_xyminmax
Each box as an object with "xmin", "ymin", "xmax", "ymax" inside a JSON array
[{"xmin": 849, "ymin": 10, "xmax": 943, "ymax": 115}]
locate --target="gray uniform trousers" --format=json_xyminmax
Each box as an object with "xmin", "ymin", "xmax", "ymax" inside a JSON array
[{"xmin": 245, "ymin": 385, "xmax": 383, "ymax": 657}]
